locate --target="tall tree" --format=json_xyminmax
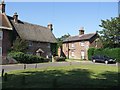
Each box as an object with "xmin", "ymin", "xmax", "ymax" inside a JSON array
[{"xmin": 99, "ymin": 16, "xmax": 120, "ymax": 48}]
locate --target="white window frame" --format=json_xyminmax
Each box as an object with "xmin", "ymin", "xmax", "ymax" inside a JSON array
[
  {"xmin": 71, "ymin": 51, "xmax": 74, "ymax": 57},
  {"xmin": 71, "ymin": 43, "xmax": 74, "ymax": 48},
  {"xmin": 0, "ymin": 31, "xmax": 3, "ymax": 40},
  {"xmin": 0, "ymin": 47, "xmax": 2, "ymax": 56},
  {"xmin": 80, "ymin": 42, "xmax": 84, "ymax": 46}
]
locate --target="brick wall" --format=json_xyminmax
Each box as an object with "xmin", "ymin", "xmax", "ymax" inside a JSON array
[
  {"xmin": 62, "ymin": 41, "xmax": 90, "ymax": 60},
  {"xmin": 27, "ymin": 41, "xmax": 51, "ymax": 58},
  {"xmin": 2, "ymin": 29, "xmax": 12, "ymax": 56}
]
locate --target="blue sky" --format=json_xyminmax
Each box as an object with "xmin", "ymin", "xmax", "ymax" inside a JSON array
[{"xmin": 6, "ymin": 2, "xmax": 118, "ymax": 38}]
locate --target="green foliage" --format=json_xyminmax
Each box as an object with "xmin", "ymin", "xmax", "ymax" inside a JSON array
[
  {"xmin": 51, "ymin": 43, "xmax": 57, "ymax": 56},
  {"xmin": 88, "ymin": 48, "xmax": 95, "ymax": 60},
  {"xmin": 98, "ymin": 16, "xmax": 120, "ymax": 48},
  {"xmin": 57, "ymin": 33, "xmax": 70, "ymax": 48},
  {"xmin": 54, "ymin": 56, "xmax": 65, "ymax": 62},
  {"xmin": 88, "ymin": 48, "xmax": 120, "ymax": 62},
  {"xmin": 94, "ymin": 48, "xmax": 104, "ymax": 56},
  {"xmin": 8, "ymin": 52, "xmax": 45, "ymax": 64},
  {"xmin": 11, "ymin": 37, "xmax": 28, "ymax": 53}
]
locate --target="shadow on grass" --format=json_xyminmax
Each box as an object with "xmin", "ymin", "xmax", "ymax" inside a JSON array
[{"xmin": 2, "ymin": 68, "xmax": 119, "ymax": 89}]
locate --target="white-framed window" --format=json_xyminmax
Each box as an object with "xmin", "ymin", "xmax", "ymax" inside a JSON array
[
  {"xmin": 47, "ymin": 45, "xmax": 50, "ymax": 48},
  {"xmin": 0, "ymin": 31, "xmax": 3, "ymax": 40},
  {"xmin": 71, "ymin": 43, "xmax": 74, "ymax": 48},
  {"xmin": 0, "ymin": 47, "xmax": 2, "ymax": 56},
  {"xmin": 71, "ymin": 51, "xmax": 74, "ymax": 57},
  {"xmin": 28, "ymin": 41, "xmax": 33, "ymax": 47},
  {"xmin": 80, "ymin": 42, "xmax": 84, "ymax": 46},
  {"xmin": 26, "ymin": 52, "xmax": 32, "ymax": 55}
]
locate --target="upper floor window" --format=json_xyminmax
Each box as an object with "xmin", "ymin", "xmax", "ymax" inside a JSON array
[
  {"xmin": 80, "ymin": 42, "xmax": 84, "ymax": 46},
  {"xmin": 71, "ymin": 43, "xmax": 74, "ymax": 48},
  {"xmin": 0, "ymin": 31, "xmax": 3, "ymax": 40}
]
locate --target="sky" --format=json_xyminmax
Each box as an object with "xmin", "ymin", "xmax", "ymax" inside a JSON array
[{"xmin": 5, "ymin": 1, "xmax": 118, "ymax": 38}]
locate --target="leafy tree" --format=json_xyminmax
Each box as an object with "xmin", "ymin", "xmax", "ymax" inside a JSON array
[
  {"xmin": 57, "ymin": 33, "xmax": 70, "ymax": 48},
  {"xmin": 11, "ymin": 37, "xmax": 28, "ymax": 53},
  {"xmin": 99, "ymin": 16, "xmax": 120, "ymax": 48}
]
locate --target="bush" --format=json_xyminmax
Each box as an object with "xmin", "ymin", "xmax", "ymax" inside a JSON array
[
  {"xmin": 8, "ymin": 52, "xmax": 45, "ymax": 64},
  {"xmin": 88, "ymin": 48, "xmax": 120, "ymax": 62},
  {"xmin": 88, "ymin": 48, "xmax": 95, "ymax": 60},
  {"xmin": 54, "ymin": 56, "xmax": 65, "ymax": 62}
]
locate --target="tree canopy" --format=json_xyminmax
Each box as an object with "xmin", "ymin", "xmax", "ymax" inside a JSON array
[
  {"xmin": 11, "ymin": 37, "xmax": 28, "ymax": 53},
  {"xmin": 98, "ymin": 16, "xmax": 120, "ymax": 48},
  {"xmin": 57, "ymin": 33, "xmax": 70, "ymax": 48}
]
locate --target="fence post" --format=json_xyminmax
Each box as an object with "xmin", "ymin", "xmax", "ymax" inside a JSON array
[
  {"xmin": 35, "ymin": 64, "xmax": 37, "ymax": 68},
  {"xmin": 24, "ymin": 64, "xmax": 26, "ymax": 70},
  {"xmin": 2, "ymin": 69, "xmax": 4, "ymax": 77}
]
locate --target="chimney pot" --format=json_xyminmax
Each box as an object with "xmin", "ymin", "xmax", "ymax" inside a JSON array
[
  {"xmin": 13, "ymin": 12, "xmax": 18, "ymax": 23},
  {"xmin": 0, "ymin": 0, "xmax": 5, "ymax": 13},
  {"xmin": 79, "ymin": 27, "xmax": 84, "ymax": 35},
  {"xmin": 47, "ymin": 23, "xmax": 53, "ymax": 31}
]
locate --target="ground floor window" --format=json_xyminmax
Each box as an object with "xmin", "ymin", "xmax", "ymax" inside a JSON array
[
  {"xmin": 71, "ymin": 51, "xmax": 74, "ymax": 57},
  {"xmin": 81, "ymin": 50, "xmax": 85, "ymax": 59}
]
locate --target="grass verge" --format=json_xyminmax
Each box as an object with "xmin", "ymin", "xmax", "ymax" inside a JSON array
[{"xmin": 2, "ymin": 64, "xmax": 118, "ymax": 89}]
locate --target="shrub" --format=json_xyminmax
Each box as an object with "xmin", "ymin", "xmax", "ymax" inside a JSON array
[
  {"xmin": 88, "ymin": 48, "xmax": 120, "ymax": 62},
  {"xmin": 88, "ymin": 48, "xmax": 95, "ymax": 60},
  {"xmin": 8, "ymin": 52, "xmax": 45, "ymax": 64},
  {"xmin": 54, "ymin": 56, "xmax": 65, "ymax": 62}
]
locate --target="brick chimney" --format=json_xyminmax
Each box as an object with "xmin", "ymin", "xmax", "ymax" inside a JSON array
[
  {"xmin": 47, "ymin": 23, "xmax": 53, "ymax": 31},
  {"xmin": 13, "ymin": 12, "xmax": 18, "ymax": 23},
  {"xmin": 79, "ymin": 27, "xmax": 84, "ymax": 35},
  {"xmin": 0, "ymin": 0, "xmax": 5, "ymax": 13}
]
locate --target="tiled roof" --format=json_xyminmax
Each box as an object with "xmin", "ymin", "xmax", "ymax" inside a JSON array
[{"xmin": 63, "ymin": 33, "xmax": 97, "ymax": 43}]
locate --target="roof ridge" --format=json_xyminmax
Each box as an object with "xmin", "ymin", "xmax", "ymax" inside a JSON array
[
  {"xmin": 69, "ymin": 33, "xmax": 96, "ymax": 37},
  {"xmin": 7, "ymin": 15, "xmax": 49, "ymax": 30}
]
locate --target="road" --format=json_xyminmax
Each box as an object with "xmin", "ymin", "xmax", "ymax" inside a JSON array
[{"xmin": 1, "ymin": 61, "xmax": 117, "ymax": 72}]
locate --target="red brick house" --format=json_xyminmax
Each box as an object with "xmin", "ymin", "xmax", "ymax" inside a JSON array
[
  {"xmin": 61, "ymin": 27, "xmax": 102, "ymax": 60},
  {"xmin": 0, "ymin": 1, "xmax": 57, "ymax": 64}
]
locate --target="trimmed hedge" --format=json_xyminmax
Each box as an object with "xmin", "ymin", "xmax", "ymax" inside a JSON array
[
  {"xmin": 54, "ymin": 56, "xmax": 65, "ymax": 62},
  {"xmin": 88, "ymin": 48, "xmax": 120, "ymax": 62},
  {"xmin": 88, "ymin": 48, "xmax": 95, "ymax": 60},
  {"xmin": 8, "ymin": 52, "xmax": 45, "ymax": 64}
]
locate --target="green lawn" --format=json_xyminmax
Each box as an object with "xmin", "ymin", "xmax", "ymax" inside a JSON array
[{"xmin": 2, "ymin": 64, "xmax": 118, "ymax": 89}]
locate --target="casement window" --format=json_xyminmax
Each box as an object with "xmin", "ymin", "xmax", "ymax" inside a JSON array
[
  {"xmin": 47, "ymin": 45, "xmax": 50, "ymax": 48},
  {"xmin": 0, "ymin": 31, "xmax": 3, "ymax": 40},
  {"xmin": 71, "ymin": 51, "xmax": 74, "ymax": 57},
  {"xmin": 71, "ymin": 43, "xmax": 74, "ymax": 48},
  {"xmin": 80, "ymin": 42, "xmax": 84, "ymax": 46},
  {"xmin": 26, "ymin": 52, "xmax": 32, "ymax": 55},
  {"xmin": 28, "ymin": 41, "xmax": 33, "ymax": 47},
  {"xmin": 0, "ymin": 47, "xmax": 2, "ymax": 56}
]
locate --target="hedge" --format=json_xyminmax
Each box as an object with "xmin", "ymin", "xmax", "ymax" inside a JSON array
[
  {"xmin": 88, "ymin": 48, "xmax": 120, "ymax": 62},
  {"xmin": 8, "ymin": 52, "xmax": 45, "ymax": 64},
  {"xmin": 54, "ymin": 56, "xmax": 66, "ymax": 62},
  {"xmin": 88, "ymin": 48, "xmax": 95, "ymax": 60}
]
